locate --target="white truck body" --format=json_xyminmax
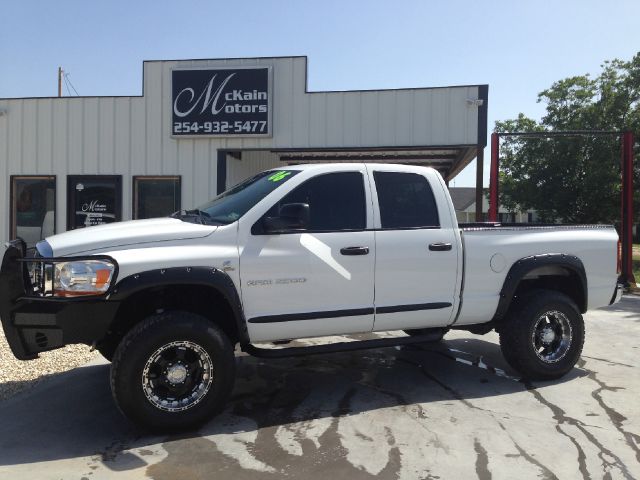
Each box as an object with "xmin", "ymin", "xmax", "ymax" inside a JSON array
[
  {"xmin": 39, "ymin": 163, "xmax": 617, "ymax": 342},
  {"xmin": 1, "ymin": 163, "xmax": 621, "ymax": 430}
]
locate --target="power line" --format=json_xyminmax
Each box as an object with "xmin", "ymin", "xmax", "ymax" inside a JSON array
[
  {"xmin": 63, "ymin": 72, "xmax": 80, "ymax": 96},
  {"xmin": 62, "ymin": 74, "xmax": 72, "ymax": 96}
]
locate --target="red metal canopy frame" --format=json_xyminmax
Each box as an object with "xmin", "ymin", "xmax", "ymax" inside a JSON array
[{"xmin": 489, "ymin": 130, "xmax": 636, "ymax": 286}]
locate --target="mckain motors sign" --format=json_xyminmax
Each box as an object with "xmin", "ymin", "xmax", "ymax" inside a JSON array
[{"xmin": 172, "ymin": 67, "xmax": 271, "ymax": 136}]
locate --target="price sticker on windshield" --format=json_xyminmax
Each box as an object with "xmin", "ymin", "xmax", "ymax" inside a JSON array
[{"xmin": 268, "ymin": 171, "xmax": 292, "ymax": 182}]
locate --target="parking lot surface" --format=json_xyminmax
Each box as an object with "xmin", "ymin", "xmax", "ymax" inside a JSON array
[{"xmin": 0, "ymin": 295, "xmax": 638, "ymax": 480}]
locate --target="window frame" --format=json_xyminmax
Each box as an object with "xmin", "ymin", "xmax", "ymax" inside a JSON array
[
  {"xmin": 9, "ymin": 175, "xmax": 57, "ymax": 242},
  {"xmin": 372, "ymin": 171, "xmax": 441, "ymax": 231},
  {"xmin": 252, "ymin": 171, "xmax": 368, "ymax": 235},
  {"xmin": 66, "ymin": 175, "xmax": 122, "ymax": 230},
  {"xmin": 132, "ymin": 175, "xmax": 182, "ymax": 220}
]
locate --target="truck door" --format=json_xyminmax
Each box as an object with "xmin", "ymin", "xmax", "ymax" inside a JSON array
[
  {"xmin": 239, "ymin": 167, "xmax": 375, "ymax": 342},
  {"xmin": 370, "ymin": 167, "xmax": 460, "ymax": 331}
]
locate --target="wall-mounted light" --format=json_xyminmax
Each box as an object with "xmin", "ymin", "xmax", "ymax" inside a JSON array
[
  {"xmin": 466, "ymin": 99, "xmax": 484, "ymax": 107},
  {"xmin": 0, "ymin": 108, "xmax": 7, "ymax": 117}
]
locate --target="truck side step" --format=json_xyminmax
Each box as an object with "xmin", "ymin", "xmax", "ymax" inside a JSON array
[{"xmin": 242, "ymin": 333, "xmax": 440, "ymax": 358}]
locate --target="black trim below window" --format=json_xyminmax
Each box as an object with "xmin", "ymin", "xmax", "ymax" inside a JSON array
[
  {"xmin": 248, "ymin": 302, "xmax": 452, "ymax": 324},
  {"xmin": 373, "ymin": 226, "xmax": 441, "ymax": 231},
  {"xmin": 248, "ymin": 308, "xmax": 374, "ymax": 324},
  {"xmin": 376, "ymin": 302, "xmax": 452, "ymax": 314}
]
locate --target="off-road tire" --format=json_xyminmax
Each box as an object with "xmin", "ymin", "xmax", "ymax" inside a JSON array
[
  {"xmin": 403, "ymin": 327, "xmax": 448, "ymax": 342},
  {"xmin": 499, "ymin": 290, "xmax": 585, "ymax": 380},
  {"xmin": 110, "ymin": 311, "xmax": 235, "ymax": 432}
]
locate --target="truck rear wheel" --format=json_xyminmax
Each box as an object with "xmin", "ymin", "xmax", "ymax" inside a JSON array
[
  {"xmin": 110, "ymin": 311, "xmax": 235, "ymax": 431},
  {"xmin": 499, "ymin": 290, "xmax": 584, "ymax": 380}
]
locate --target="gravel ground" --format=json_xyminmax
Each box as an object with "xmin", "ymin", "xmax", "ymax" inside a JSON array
[{"xmin": 0, "ymin": 330, "xmax": 98, "ymax": 401}]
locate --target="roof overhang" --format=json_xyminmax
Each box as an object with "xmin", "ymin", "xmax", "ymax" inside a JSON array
[{"xmin": 272, "ymin": 145, "xmax": 478, "ymax": 181}]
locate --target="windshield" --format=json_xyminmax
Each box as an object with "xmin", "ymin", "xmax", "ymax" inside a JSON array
[{"xmin": 189, "ymin": 170, "xmax": 300, "ymax": 225}]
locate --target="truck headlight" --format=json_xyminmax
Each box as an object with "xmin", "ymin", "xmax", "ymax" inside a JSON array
[{"xmin": 53, "ymin": 260, "xmax": 115, "ymax": 297}]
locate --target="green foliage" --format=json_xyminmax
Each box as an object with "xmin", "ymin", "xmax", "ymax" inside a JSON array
[{"xmin": 496, "ymin": 53, "xmax": 640, "ymax": 224}]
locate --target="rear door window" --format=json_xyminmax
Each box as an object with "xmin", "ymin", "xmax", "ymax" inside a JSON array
[{"xmin": 373, "ymin": 171, "xmax": 440, "ymax": 229}]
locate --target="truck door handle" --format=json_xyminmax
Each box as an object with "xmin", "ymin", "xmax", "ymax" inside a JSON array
[
  {"xmin": 340, "ymin": 246, "xmax": 370, "ymax": 256},
  {"xmin": 429, "ymin": 242, "xmax": 452, "ymax": 251}
]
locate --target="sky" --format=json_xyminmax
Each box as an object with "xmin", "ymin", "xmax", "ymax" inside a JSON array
[{"xmin": 1, "ymin": 0, "xmax": 638, "ymax": 187}]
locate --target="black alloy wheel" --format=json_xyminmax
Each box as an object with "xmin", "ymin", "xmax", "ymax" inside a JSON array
[
  {"xmin": 141, "ymin": 340, "xmax": 214, "ymax": 412},
  {"xmin": 110, "ymin": 311, "xmax": 235, "ymax": 431},
  {"xmin": 499, "ymin": 290, "xmax": 585, "ymax": 380},
  {"xmin": 530, "ymin": 310, "xmax": 573, "ymax": 363}
]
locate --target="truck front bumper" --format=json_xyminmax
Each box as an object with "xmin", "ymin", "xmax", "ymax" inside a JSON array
[{"xmin": 0, "ymin": 240, "xmax": 119, "ymax": 360}]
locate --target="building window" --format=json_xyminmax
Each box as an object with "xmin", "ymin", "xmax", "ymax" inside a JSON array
[
  {"xmin": 10, "ymin": 176, "xmax": 56, "ymax": 248},
  {"xmin": 67, "ymin": 175, "xmax": 122, "ymax": 230},
  {"xmin": 133, "ymin": 176, "xmax": 181, "ymax": 219}
]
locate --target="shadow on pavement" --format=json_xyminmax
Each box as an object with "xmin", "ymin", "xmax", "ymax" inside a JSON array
[
  {"xmin": 598, "ymin": 295, "xmax": 640, "ymax": 320},
  {"xmin": 0, "ymin": 334, "xmax": 585, "ymax": 471}
]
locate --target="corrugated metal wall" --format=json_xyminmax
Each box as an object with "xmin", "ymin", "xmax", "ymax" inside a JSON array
[
  {"xmin": 0, "ymin": 56, "xmax": 481, "ymax": 243},
  {"xmin": 226, "ymin": 151, "xmax": 281, "ymax": 189}
]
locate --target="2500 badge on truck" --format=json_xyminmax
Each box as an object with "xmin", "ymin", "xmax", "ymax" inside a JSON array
[{"xmin": 0, "ymin": 164, "xmax": 623, "ymax": 430}]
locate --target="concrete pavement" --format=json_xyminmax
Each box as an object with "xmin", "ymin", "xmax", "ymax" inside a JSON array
[{"xmin": 0, "ymin": 296, "xmax": 639, "ymax": 479}]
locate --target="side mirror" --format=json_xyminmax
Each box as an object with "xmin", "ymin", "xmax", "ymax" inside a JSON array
[{"xmin": 263, "ymin": 203, "xmax": 310, "ymax": 234}]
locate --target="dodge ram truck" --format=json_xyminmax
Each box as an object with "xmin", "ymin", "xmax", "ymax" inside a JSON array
[{"xmin": 0, "ymin": 163, "xmax": 623, "ymax": 430}]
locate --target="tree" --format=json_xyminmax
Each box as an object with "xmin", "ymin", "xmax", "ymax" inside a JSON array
[{"xmin": 496, "ymin": 53, "xmax": 640, "ymax": 224}]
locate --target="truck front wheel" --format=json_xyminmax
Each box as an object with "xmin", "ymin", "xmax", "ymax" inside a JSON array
[
  {"xmin": 110, "ymin": 311, "xmax": 235, "ymax": 431},
  {"xmin": 499, "ymin": 290, "xmax": 585, "ymax": 380}
]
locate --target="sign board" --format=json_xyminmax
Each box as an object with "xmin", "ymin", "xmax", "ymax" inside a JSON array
[
  {"xmin": 67, "ymin": 175, "xmax": 122, "ymax": 230},
  {"xmin": 172, "ymin": 67, "xmax": 272, "ymax": 137}
]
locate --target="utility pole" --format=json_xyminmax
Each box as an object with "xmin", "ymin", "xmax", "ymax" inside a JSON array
[{"xmin": 58, "ymin": 67, "xmax": 63, "ymax": 97}]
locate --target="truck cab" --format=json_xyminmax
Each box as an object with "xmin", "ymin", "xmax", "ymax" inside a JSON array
[{"xmin": 236, "ymin": 163, "xmax": 461, "ymax": 341}]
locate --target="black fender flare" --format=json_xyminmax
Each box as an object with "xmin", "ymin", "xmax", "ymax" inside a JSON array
[
  {"xmin": 109, "ymin": 266, "xmax": 249, "ymax": 344},
  {"xmin": 492, "ymin": 253, "xmax": 588, "ymax": 322}
]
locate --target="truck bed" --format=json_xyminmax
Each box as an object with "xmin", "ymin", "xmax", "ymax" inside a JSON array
[{"xmin": 454, "ymin": 223, "xmax": 618, "ymax": 326}]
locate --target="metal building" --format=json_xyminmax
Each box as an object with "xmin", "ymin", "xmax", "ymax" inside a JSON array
[{"xmin": 0, "ymin": 56, "xmax": 488, "ymax": 248}]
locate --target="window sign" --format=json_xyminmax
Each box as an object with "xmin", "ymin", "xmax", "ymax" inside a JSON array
[
  {"xmin": 133, "ymin": 176, "xmax": 181, "ymax": 219},
  {"xmin": 67, "ymin": 175, "xmax": 122, "ymax": 230},
  {"xmin": 172, "ymin": 67, "xmax": 272, "ymax": 137},
  {"xmin": 10, "ymin": 176, "xmax": 56, "ymax": 248}
]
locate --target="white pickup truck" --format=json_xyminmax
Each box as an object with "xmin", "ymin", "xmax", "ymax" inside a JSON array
[{"xmin": 0, "ymin": 163, "xmax": 622, "ymax": 430}]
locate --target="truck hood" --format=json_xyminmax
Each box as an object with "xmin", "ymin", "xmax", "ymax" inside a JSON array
[{"xmin": 45, "ymin": 218, "xmax": 217, "ymax": 256}]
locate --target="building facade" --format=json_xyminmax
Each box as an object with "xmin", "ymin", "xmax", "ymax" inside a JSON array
[{"xmin": 0, "ymin": 56, "xmax": 488, "ymax": 247}]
